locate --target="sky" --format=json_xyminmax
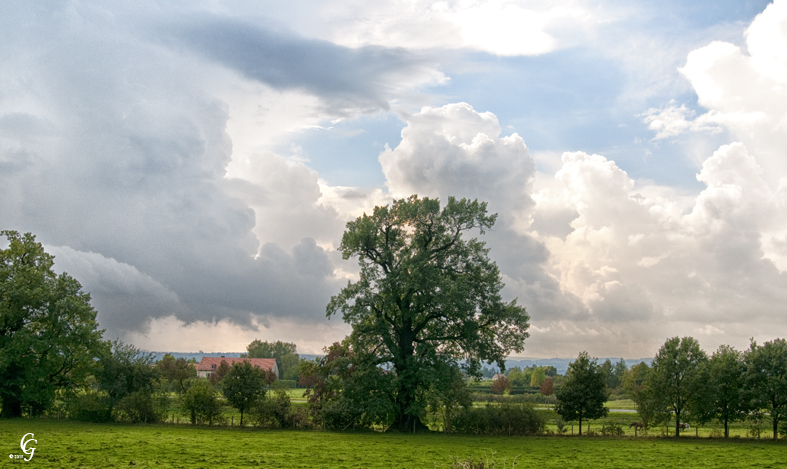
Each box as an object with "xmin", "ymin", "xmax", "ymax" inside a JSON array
[{"xmin": 2, "ymin": 0, "xmax": 786, "ymax": 358}]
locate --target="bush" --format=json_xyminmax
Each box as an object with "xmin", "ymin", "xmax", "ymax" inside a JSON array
[
  {"xmin": 65, "ymin": 392, "xmax": 111, "ymax": 423},
  {"xmin": 251, "ymin": 389, "xmax": 294, "ymax": 428},
  {"xmin": 603, "ymin": 422, "xmax": 624, "ymax": 437},
  {"xmin": 115, "ymin": 391, "xmax": 166, "ymax": 423},
  {"xmin": 452, "ymin": 403, "xmax": 545, "ymax": 436}
]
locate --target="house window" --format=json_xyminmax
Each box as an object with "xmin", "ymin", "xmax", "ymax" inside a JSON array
[{"xmin": 211, "ymin": 364, "xmax": 216, "ymax": 369}]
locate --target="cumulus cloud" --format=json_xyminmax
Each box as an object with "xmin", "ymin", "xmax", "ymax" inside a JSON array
[
  {"xmin": 644, "ymin": 0, "xmax": 787, "ymax": 181},
  {"xmin": 529, "ymin": 143, "xmax": 787, "ymax": 355}
]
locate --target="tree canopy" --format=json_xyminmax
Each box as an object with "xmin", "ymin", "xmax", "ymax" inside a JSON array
[
  {"xmin": 641, "ymin": 337, "xmax": 708, "ymax": 436},
  {"xmin": 745, "ymin": 338, "xmax": 787, "ymax": 440},
  {"xmin": 245, "ymin": 339, "xmax": 299, "ymax": 380},
  {"xmin": 327, "ymin": 195, "xmax": 530, "ymax": 430},
  {"xmin": 0, "ymin": 231, "xmax": 104, "ymax": 417},
  {"xmin": 555, "ymin": 351, "xmax": 608, "ymax": 435},
  {"xmin": 222, "ymin": 361, "xmax": 266, "ymax": 426}
]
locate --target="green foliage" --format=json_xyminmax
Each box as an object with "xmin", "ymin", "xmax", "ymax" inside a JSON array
[
  {"xmin": 246, "ymin": 339, "xmax": 299, "ymax": 380},
  {"xmin": 0, "ymin": 231, "xmax": 104, "ymax": 418},
  {"xmin": 182, "ymin": 379, "xmax": 222, "ymax": 425},
  {"xmin": 555, "ymin": 351, "xmax": 609, "ymax": 435},
  {"xmin": 744, "ymin": 338, "xmax": 787, "ymax": 440},
  {"xmin": 301, "ymin": 341, "xmax": 396, "ymax": 430},
  {"xmin": 622, "ymin": 362, "xmax": 650, "ymax": 396},
  {"xmin": 706, "ymin": 345, "xmax": 749, "ymax": 437},
  {"xmin": 641, "ymin": 337, "xmax": 708, "ymax": 436},
  {"xmin": 427, "ymin": 362, "xmax": 472, "ymax": 433},
  {"xmin": 251, "ymin": 388, "xmax": 295, "ymax": 428},
  {"xmin": 65, "ymin": 391, "xmax": 111, "ymax": 422},
  {"xmin": 114, "ymin": 390, "xmax": 167, "ymax": 424},
  {"xmin": 156, "ymin": 353, "xmax": 196, "ymax": 395},
  {"xmin": 530, "ymin": 367, "xmax": 546, "ymax": 387},
  {"xmin": 95, "ymin": 339, "xmax": 160, "ymax": 419},
  {"xmin": 451, "ymin": 403, "xmax": 545, "ymax": 436},
  {"xmin": 603, "ymin": 421, "xmax": 625, "ymax": 437},
  {"xmin": 222, "ymin": 361, "xmax": 266, "ymax": 426},
  {"xmin": 208, "ymin": 360, "xmax": 231, "ymax": 386},
  {"xmin": 328, "ymin": 195, "xmax": 530, "ymax": 430},
  {"xmin": 506, "ymin": 368, "xmax": 529, "ymax": 387},
  {"xmin": 601, "ymin": 358, "xmax": 627, "ymax": 391}
]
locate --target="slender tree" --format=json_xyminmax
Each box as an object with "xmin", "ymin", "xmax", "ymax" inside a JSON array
[
  {"xmin": 705, "ymin": 345, "xmax": 749, "ymax": 437},
  {"xmin": 745, "ymin": 338, "xmax": 787, "ymax": 440},
  {"xmin": 555, "ymin": 352, "xmax": 609, "ymax": 435},
  {"xmin": 328, "ymin": 196, "xmax": 530, "ymax": 430}
]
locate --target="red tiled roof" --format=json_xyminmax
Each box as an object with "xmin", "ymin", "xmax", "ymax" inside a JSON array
[{"xmin": 196, "ymin": 357, "xmax": 277, "ymax": 372}]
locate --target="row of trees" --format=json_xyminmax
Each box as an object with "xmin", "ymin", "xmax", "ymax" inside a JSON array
[
  {"xmin": 549, "ymin": 337, "xmax": 787, "ymax": 439},
  {"xmin": 635, "ymin": 336, "xmax": 787, "ymax": 439}
]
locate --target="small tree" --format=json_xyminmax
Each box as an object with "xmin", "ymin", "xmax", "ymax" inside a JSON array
[
  {"xmin": 491, "ymin": 375, "xmax": 511, "ymax": 395},
  {"xmin": 208, "ymin": 360, "xmax": 231, "ymax": 386},
  {"xmin": 555, "ymin": 352, "xmax": 609, "ymax": 435},
  {"xmin": 182, "ymin": 380, "xmax": 222, "ymax": 425},
  {"xmin": 222, "ymin": 361, "xmax": 265, "ymax": 426},
  {"xmin": 745, "ymin": 338, "xmax": 787, "ymax": 440},
  {"xmin": 539, "ymin": 377, "xmax": 555, "ymax": 407},
  {"xmin": 530, "ymin": 367, "xmax": 547, "ymax": 387},
  {"xmin": 157, "ymin": 354, "xmax": 196, "ymax": 395}
]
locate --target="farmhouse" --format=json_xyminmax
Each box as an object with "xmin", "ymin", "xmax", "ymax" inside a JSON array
[{"xmin": 196, "ymin": 356, "xmax": 279, "ymax": 379}]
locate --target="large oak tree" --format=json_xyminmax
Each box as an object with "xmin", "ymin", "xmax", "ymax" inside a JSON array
[
  {"xmin": 328, "ymin": 196, "xmax": 530, "ymax": 430},
  {"xmin": 0, "ymin": 231, "xmax": 104, "ymax": 418}
]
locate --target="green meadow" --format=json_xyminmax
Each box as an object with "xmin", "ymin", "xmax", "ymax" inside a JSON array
[{"xmin": 1, "ymin": 419, "xmax": 785, "ymax": 468}]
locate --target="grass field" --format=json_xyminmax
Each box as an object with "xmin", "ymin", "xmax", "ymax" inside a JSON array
[{"xmin": 1, "ymin": 419, "xmax": 785, "ymax": 468}]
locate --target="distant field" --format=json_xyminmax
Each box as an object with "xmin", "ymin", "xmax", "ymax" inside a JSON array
[{"xmin": 1, "ymin": 420, "xmax": 784, "ymax": 468}]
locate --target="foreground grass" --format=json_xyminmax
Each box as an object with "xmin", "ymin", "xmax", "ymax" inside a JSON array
[{"xmin": 1, "ymin": 420, "xmax": 785, "ymax": 468}]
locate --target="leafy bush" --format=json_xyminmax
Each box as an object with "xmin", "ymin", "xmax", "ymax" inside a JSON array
[
  {"xmin": 452, "ymin": 404, "xmax": 545, "ymax": 436},
  {"xmin": 115, "ymin": 391, "xmax": 166, "ymax": 423},
  {"xmin": 251, "ymin": 389, "xmax": 294, "ymax": 428},
  {"xmin": 603, "ymin": 422, "xmax": 624, "ymax": 437},
  {"xmin": 65, "ymin": 392, "xmax": 111, "ymax": 423}
]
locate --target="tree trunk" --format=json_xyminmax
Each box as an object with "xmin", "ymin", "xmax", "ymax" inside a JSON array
[
  {"xmin": 724, "ymin": 416, "xmax": 728, "ymax": 438},
  {"xmin": 675, "ymin": 409, "xmax": 680, "ymax": 437},
  {"xmin": 773, "ymin": 416, "xmax": 778, "ymax": 440}
]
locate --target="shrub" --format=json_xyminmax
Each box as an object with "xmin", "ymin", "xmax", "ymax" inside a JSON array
[
  {"xmin": 603, "ymin": 422, "xmax": 624, "ymax": 437},
  {"xmin": 115, "ymin": 391, "xmax": 166, "ymax": 423},
  {"xmin": 452, "ymin": 404, "xmax": 545, "ymax": 436},
  {"xmin": 251, "ymin": 389, "xmax": 294, "ymax": 428},
  {"xmin": 65, "ymin": 392, "xmax": 111, "ymax": 423}
]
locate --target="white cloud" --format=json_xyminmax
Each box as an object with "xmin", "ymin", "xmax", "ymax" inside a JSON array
[
  {"xmin": 285, "ymin": 0, "xmax": 600, "ymax": 56},
  {"xmin": 645, "ymin": 0, "xmax": 787, "ymax": 182}
]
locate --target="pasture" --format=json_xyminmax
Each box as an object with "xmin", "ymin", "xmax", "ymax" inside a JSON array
[{"xmin": 1, "ymin": 419, "xmax": 784, "ymax": 468}]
